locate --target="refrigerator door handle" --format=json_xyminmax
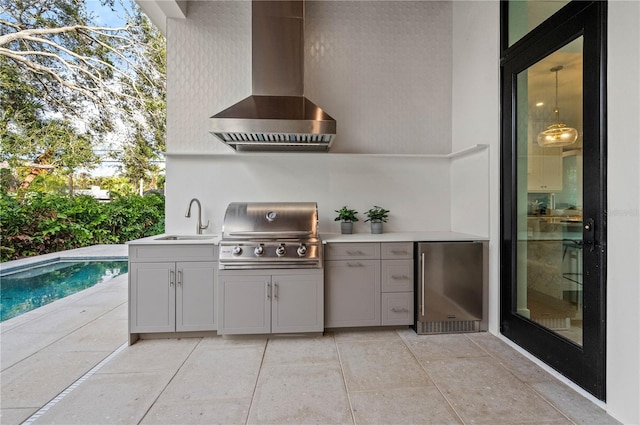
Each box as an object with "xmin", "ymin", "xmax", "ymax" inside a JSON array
[{"xmin": 421, "ymin": 252, "xmax": 425, "ymax": 317}]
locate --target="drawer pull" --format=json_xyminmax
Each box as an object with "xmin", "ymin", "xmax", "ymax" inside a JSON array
[
  {"xmin": 391, "ymin": 274, "xmax": 409, "ymax": 280},
  {"xmin": 346, "ymin": 250, "xmax": 364, "ymax": 256},
  {"xmin": 391, "ymin": 307, "xmax": 409, "ymax": 313},
  {"xmin": 347, "ymin": 262, "xmax": 364, "ymax": 267},
  {"xmin": 391, "ymin": 250, "xmax": 408, "ymax": 255}
]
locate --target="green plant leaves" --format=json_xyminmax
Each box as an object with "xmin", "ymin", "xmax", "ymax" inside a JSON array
[{"xmin": 0, "ymin": 192, "xmax": 165, "ymax": 261}]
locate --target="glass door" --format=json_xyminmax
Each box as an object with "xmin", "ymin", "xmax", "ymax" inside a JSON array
[
  {"xmin": 501, "ymin": 1, "xmax": 606, "ymax": 400},
  {"xmin": 516, "ymin": 36, "xmax": 584, "ymax": 345}
]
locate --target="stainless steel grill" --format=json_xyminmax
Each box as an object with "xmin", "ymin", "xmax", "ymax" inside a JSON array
[{"xmin": 219, "ymin": 202, "xmax": 322, "ymax": 270}]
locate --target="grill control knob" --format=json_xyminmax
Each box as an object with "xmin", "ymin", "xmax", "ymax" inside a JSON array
[
  {"xmin": 232, "ymin": 246, "xmax": 243, "ymax": 256},
  {"xmin": 254, "ymin": 245, "xmax": 264, "ymax": 256},
  {"xmin": 297, "ymin": 244, "xmax": 307, "ymax": 257},
  {"xmin": 275, "ymin": 244, "xmax": 286, "ymax": 257}
]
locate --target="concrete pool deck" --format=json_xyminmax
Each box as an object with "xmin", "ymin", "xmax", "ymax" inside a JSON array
[{"xmin": 0, "ymin": 245, "xmax": 621, "ymax": 425}]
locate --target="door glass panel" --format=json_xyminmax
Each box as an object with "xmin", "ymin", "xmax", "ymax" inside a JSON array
[
  {"xmin": 515, "ymin": 37, "xmax": 583, "ymax": 345},
  {"xmin": 508, "ymin": 0, "xmax": 570, "ymax": 46}
]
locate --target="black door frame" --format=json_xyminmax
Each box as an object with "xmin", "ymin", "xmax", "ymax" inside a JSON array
[{"xmin": 500, "ymin": 1, "xmax": 607, "ymax": 400}]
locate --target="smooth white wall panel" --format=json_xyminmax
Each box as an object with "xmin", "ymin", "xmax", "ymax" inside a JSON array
[
  {"xmin": 451, "ymin": 1, "xmax": 499, "ymax": 333},
  {"xmin": 606, "ymin": 1, "xmax": 640, "ymax": 423},
  {"xmin": 451, "ymin": 147, "xmax": 490, "ymax": 238},
  {"xmin": 165, "ymin": 155, "xmax": 451, "ymax": 235}
]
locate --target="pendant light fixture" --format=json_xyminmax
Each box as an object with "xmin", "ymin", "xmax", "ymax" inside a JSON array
[{"xmin": 536, "ymin": 65, "xmax": 578, "ymax": 147}]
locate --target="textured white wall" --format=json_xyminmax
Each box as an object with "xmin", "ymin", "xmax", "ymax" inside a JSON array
[
  {"xmin": 304, "ymin": 1, "xmax": 453, "ymax": 154},
  {"xmin": 165, "ymin": 1, "xmax": 458, "ymax": 235},
  {"xmin": 167, "ymin": 1, "xmax": 251, "ymax": 154},
  {"xmin": 166, "ymin": 1, "xmax": 452, "ymax": 154}
]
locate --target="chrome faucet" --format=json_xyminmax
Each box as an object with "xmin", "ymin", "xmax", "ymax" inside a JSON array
[{"xmin": 185, "ymin": 198, "xmax": 209, "ymax": 234}]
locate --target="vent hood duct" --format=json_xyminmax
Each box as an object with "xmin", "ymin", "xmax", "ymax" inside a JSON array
[{"xmin": 209, "ymin": 1, "xmax": 336, "ymax": 152}]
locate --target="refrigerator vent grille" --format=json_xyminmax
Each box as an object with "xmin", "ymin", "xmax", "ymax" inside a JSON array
[{"xmin": 417, "ymin": 320, "xmax": 480, "ymax": 334}]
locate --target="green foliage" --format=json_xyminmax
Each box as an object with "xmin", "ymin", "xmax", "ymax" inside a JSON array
[
  {"xmin": 0, "ymin": 192, "xmax": 165, "ymax": 262},
  {"xmin": 1, "ymin": 0, "xmax": 167, "ymax": 191},
  {"xmin": 364, "ymin": 206, "xmax": 390, "ymax": 223},
  {"xmin": 334, "ymin": 206, "xmax": 359, "ymax": 223}
]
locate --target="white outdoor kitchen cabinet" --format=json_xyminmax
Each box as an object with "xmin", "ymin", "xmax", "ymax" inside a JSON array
[
  {"xmin": 217, "ymin": 269, "xmax": 324, "ymax": 335},
  {"xmin": 128, "ymin": 244, "xmax": 218, "ymax": 340},
  {"xmin": 325, "ymin": 242, "xmax": 414, "ymax": 327},
  {"xmin": 528, "ymin": 143, "xmax": 563, "ymax": 192}
]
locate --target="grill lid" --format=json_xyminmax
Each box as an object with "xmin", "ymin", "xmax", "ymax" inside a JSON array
[{"xmin": 222, "ymin": 202, "xmax": 318, "ymax": 240}]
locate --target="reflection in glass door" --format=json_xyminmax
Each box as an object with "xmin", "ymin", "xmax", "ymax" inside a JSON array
[{"xmin": 516, "ymin": 37, "xmax": 584, "ymax": 346}]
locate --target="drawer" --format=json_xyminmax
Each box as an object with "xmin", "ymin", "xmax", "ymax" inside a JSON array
[
  {"xmin": 325, "ymin": 243, "xmax": 380, "ymax": 260},
  {"xmin": 381, "ymin": 260, "xmax": 414, "ymax": 292},
  {"xmin": 382, "ymin": 292, "xmax": 414, "ymax": 326},
  {"xmin": 381, "ymin": 242, "xmax": 413, "ymax": 259}
]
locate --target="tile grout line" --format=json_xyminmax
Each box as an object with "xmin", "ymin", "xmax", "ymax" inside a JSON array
[
  {"xmin": 244, "ymin": 337, "xmax": 269, "ymax": 425},
  {"xmin": 137, "ymin": 337, "xmax": 204, "ymax": 424},
  {"xmin": 395, "ymin": 330, "xmax": 469, "ymax": 425},
  {"xmin": 1, "ymin": 299, "xmax": 128, "ymax": 373},
  {"xmin": 463, "ymin": 334, "xmax": 579, "ymax": 425},
  {"xmin": 20, "ymin": 341, "xmax": 128, "ymax": 425},
  {"xmin": 333, "ymin": 333, "xmax": 358, "ymax": 425}
]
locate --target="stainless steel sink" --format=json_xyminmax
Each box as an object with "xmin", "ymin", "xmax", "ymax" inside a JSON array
[{"xmin": 155, "ymin": 235, "xmax": 216, "ymax": 241}]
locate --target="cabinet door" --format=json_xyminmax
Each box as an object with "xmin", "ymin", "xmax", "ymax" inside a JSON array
[
  {"xmin": 129, "ymin": 262, "xmax": 175, "ymax": 333},
  {"xmin": 381, "ymin": 259, "xmax": 414, "ymax": 292},
  {"xmin": 325, "ymin": 260, "xmax": 381, "ymax": 327},
  {"xmin": 272, "ymin": 273, "xmax": 324, "ymax": 333},
  {"xmin": 176, "ymin": 261, "xmax": 217, "ymax": 332},
  {"xmin": 218, "ymin": 275, "xmax": 271, "ymax": 335},
  {"xmin": 528, "ymin": 143, "xmax": 563, "ymax": 192},
  {"xmin": 382, "ymin": 292, "xmax": 414, "ymax": 325}
]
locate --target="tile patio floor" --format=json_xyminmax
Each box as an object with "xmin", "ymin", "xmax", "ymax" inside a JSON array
[{"xmin": 0, "ymin": 246, "xmax": 621, "ymax": 425}]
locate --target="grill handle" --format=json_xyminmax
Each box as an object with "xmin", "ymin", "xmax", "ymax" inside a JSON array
[{"xmin": 226, "ymin": 231, "xmax": 313, "ymax": 238}]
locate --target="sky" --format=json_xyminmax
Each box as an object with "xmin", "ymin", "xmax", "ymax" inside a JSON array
[{"xmin": 82, "ymin": 1, "xmax": 166, "ymax": 178}]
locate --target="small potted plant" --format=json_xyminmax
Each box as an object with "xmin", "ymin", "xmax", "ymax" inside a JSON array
[
  {"xmin": 364, "ymin": 205, "xmax": 389, "ymax": 234},
  {"xmin": 334, "ymin": 206, "xmax": 359, "ymax": 234}
]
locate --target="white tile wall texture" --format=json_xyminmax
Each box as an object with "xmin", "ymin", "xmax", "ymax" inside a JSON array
[
  {"xmin": 167, "ymin": 1, "xmax": 251, "ymax": 154},
  {"xmin": 167, "ymin": 1, "xmax": 452, "ymax": 154}
]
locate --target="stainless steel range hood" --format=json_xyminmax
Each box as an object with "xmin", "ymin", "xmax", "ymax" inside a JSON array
[{"xmin": 209, "ymin": 1, "xmax": 336, "ymax": 152}]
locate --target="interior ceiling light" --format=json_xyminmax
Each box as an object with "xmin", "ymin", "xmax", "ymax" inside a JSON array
[{"xmin": 537, "ymin": 65, "xmax": 578, "ymax": 147}]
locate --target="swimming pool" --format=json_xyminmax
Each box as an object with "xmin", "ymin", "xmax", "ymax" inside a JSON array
[{"xmin": 0, "ymin": 258, "xmax": 128, "ymax": 321}]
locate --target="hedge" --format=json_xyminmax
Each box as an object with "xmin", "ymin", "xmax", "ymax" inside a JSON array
[{"xmin": 0, "ymin": 192, "xmax": 165, "ymax": 262}]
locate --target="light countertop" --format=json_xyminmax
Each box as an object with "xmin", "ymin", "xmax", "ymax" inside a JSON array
[
  {"xmin": 126, "ymin": 234, "xmax": 221, "ymax": 245},
  {"xmin": 127, "ymin": 231, "xmax": 487, "ymax": 246},
  {"xmin": 320, "ymin": 231, "xmax": 488, "ymax": 243}
]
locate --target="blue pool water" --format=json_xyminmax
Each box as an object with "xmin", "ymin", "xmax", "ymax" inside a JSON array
[{"xmin": 0, "ymin": 259, "xmax": 128, "ymax": 321}]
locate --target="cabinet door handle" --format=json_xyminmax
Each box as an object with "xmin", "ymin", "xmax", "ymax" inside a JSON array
[
  {"xmin": 391, "ymin": 307, "xmax": 409, "ymax": 313},
  {"xmin": 169, "ymin": 269, "xmax": 175, "ymax": 287},
  {"xmin": 177, "ymin": 269, "xmax": 183, "ymax": 286},
  {"xmin": 347, "ymin": 262, "xmax": 363, "ymax": 267},
  {"xmin": 421, "ymin": 253, "xmax": 425, "ymax": 317},
  {"xmin": 391, "ymin": 274, "xmax": 408, "ymax": 280},
  {"xmin": 273, "ymin": 282, "xmax": 278, "ymax": 299},
  {"xmin": 266, "ymin": 282, "xmax": 271, "ymax": 300}
]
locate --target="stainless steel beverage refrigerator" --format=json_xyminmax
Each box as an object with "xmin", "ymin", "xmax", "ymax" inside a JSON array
[{"xmin": 415, "ymin": 241, "xmax": 488, "ymax": 334}]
